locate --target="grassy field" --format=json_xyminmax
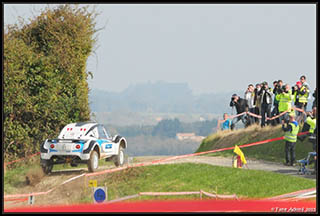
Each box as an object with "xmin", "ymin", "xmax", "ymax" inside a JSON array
[
  {"xmin": 196, "ymin": 124, "xmax": 314, "ymax": 163},
  {"xmin": 79, "ymin": 163, "xmax": 315, "ymax": 203}
]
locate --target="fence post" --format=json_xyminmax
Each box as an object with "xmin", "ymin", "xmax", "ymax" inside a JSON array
[{"xmin": 200, "ymin": 190, "xmax": 202, "ymax": 200}]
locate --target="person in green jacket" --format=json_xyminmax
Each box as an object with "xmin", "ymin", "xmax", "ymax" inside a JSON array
[
  {"xmin": 282, "ymin": 112, "xmax": 300, "ymax": 166},
  {"xmin": 276, "ymin": 84, "xmax": 294, "ymax": 123}
]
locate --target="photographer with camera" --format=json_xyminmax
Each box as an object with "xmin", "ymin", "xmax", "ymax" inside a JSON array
[
  {"xmin": 258, "ymin": 81, "xmax": 273, "ymax": 127},
  {"xmin": 229, "ymin": 94, "xmax": 249, "ymax": 130},
  {"xmin": 276, "ymin": 84, "xmax": 294, "ymax": 123},
  {"xmin": 271, "ymin": 80, "xmax": 282, "ymax": 125}
]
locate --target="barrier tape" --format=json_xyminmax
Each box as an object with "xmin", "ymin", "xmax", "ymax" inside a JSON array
[
  {"xmin": 264, "ymin": 187, "xmax": 316, "ymax": 200},
  {"xmin": 139, "ymin": 191, "xmax": 201, "ymax": 196},
  {"xmin": 4, "ymin": 152, "xmax": 41, "ymax": 166},
  {"xmin": 106, "ymin": 190, "xmax": 238, "ymax": 204},
  {"xmin": 218, "ymin": 106, "xmax": 308, "ymax": 129},
  {"xmin": 200, "ymin": 190, "xmax": 238, "ymax": 200},
  {"xmin": 3, "ymin": 131, "xmax": 311, "ymax": 200},
  {"xmin": 4, "ymin": 197, "xmax": 28, "ymax": 202},
  {"xmin": 107, "ymin": 194, "xmax": 140, "ymax": 204}
]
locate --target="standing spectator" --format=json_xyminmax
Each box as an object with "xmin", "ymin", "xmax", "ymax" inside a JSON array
[
  {"xmin": 258, "ymin": 81, "xmax": 273, "ymax": 127},
  {"xmin": 300, "ymin": 75, "xmax": 310, "ymax": 91},
  {"xmin": 298, "ymin": 107, "xmax": 317, "ymax": 151},
  {"xmin": 253, "ymin": 83, "xmax": 262, "ymax": 124},
  {"xmin": 229, "ymin": 94, "xmax": 249, "ymax": 130},
  {"xmin": 244, "ymin": 84, "xmax": 255, "ymax": 126},
  {"xmin": 292, "ymin": 81, "xmax": 309, "ymax": 123},
  {"xmin": 271, "ymin": 80, "xmax": 281, "ymax": 125},
  {"xmin": 299, "ymin": 75, "xmax": 310, "ymax": 110},
  {"xmin": 282, "ymin": 112, "xmax": 299, "ymax": 166},
  {"xmin": 276, "ymin": 84, "xmax": 293, "ymax": 123},
  {"xmin": 312, "ymin": 88, "xmax": 317, "ymax": 109},
  {"xmin": 294, "ymin": 80, "xmax": 309, "ymax": 111},
  {"xmin": 217, "ymin": 113, "xmax": 231, "ymax": 131}
]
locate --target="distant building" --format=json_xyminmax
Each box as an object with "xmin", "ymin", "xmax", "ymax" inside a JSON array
[{"xmin": 176, "ymin": 133, "xmax": 205, "ymax": 142}]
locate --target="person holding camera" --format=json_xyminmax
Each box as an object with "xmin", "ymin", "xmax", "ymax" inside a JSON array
[
  {"xmin": 258, "ymin": 81, "xmax": 273, "ymax": 127},
  {"xmin": 276, "ymin": 84, "xmax": 294, "ymax": 123},
  {"xmin": 229, "ymin": 94, "xmax": 249, "ymax": 130},
  {"xmin": 271, "ymin": 80, "xmax": 283, "ymax": 125}
]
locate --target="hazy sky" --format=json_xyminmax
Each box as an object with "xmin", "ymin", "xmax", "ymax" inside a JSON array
[{"xmin": 4, "ymin": 4, "xmax": 316, "ymax": 95}]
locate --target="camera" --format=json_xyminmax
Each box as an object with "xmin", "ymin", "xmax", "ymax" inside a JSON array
[{"xmin": 281, "ymin": 85, "xmax": 286, "ymax": 92}]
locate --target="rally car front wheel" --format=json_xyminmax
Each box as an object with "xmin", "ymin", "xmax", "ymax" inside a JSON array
[
  {"xmin": 87, "ymin": 150, "xmax": 99, "ymax": 172},
  {"xmin": 114, "ymin": 146, "xmax": 125, "ymax": 167}
]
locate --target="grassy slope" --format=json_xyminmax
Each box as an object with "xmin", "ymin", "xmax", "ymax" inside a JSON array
[
  {"xmin": 196, "ymin": 124, "xmax": 314, "ymax": 163},
  {"xmin": 79, "ymin": 163, "xmax": 315, "ymax": 203}
]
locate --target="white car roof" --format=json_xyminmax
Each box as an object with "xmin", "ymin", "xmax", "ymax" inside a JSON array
[{"xmin": 58, "ymin": 122, "xmax": 98, "ymax": 139}]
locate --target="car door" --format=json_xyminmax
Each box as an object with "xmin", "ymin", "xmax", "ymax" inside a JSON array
[{"xmin": 97, "ymin": 125, "xmax": 113, "ymax": 156}]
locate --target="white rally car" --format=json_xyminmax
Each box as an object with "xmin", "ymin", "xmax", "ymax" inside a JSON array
[{"xmin": 40, "ymin": 122, "xmax": 127, "ymax": 174}]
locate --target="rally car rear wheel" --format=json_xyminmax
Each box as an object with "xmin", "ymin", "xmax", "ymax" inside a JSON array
[
  {"xmin": 41, "ymin": 159, "xmax": 53, "ymax": 174},
  {"xmin": 88, "ymin": 150, "xmax": 99, "ymax": 172}
]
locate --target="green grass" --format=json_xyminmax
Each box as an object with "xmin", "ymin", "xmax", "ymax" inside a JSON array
[
  {"xmin": 196, "ymin": 124, "xmax": 314, "ymax": 163},
  {"xmin": 4, "ymin": 159, "xmax": 40, "ymax": 194},
  {"xmin": 82, "ymin": 163, "xmax": 315, "ymax": 202}
]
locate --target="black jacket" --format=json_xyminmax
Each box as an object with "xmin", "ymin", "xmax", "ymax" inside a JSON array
[{"xmin": 230, "ymin": 98, "xmax": 249, "ymax": 114}]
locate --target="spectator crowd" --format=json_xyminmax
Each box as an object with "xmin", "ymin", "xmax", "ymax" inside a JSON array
[
  {"xmin": 217, "ymin": 75, "xmax": 316, "ymax": 130},
  {"xmin": 216, "ymin": 75, "xmax": 317, "ymax": 171}
]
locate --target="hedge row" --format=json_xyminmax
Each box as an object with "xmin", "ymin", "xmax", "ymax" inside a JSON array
[{"xmin": 4, "ymin": 5, "xmax": 98, "ymax": 161}]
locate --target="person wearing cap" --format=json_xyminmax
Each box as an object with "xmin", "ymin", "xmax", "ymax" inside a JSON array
[
  {"xmin": 271, "ymin": 80, "xmax": 284, "ymax": 125},
  {"xmin": 276, "ymin": 84, "xmax": 294, "ymax": 123},
  {"xmin": 229, "ymin": 94, "xmax": 249, "ymax": 130},
  {"xmin": 293, "ymin": 79, "xmax": 310, "ymax": 121},
  {"xmin": 282, "ymin": 111, "xmax": 300, "ymax": 166},
  {"xmin": 258, "ymin": 81, "xmax": 273, "ymax": 127}
]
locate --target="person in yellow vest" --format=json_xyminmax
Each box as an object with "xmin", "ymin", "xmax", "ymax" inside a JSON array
[
  {"xmin": 282, "ymin": 111, "xmax": 300, "ymax": 166},
  {"xmin": 276, "ymin": 84, "xmax": 294, "ymax": 123},
  {"xmin": 298, "ymin": 107, "xmax": 317, "ymax": 151},
  {"xmin": 292, "ymin": 81, "xmax": 310, "ymax": 123}
]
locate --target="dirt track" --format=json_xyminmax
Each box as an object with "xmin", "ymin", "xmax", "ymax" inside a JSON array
[{"xmin": 4, "ymin": 155, "xmax": 316, "ymax": 209}]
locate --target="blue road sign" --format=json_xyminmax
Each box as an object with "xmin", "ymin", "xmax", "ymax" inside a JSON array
[{"xmin": 94, "ymin": 187, "xmax": 106, "ymax": 203}]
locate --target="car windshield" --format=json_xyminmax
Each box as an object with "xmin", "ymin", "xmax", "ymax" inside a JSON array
[
  {"xmin": 58, "ymin": 123, "xmax": 97, "ymax": 139},
  {"xmin": 97, "ymin": 125, "xmax": 109, "ymax": 139}
]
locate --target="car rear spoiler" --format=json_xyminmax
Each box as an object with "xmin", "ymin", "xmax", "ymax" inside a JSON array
[{"xmin": 47, "ymin": 139, "xmax": 88, "ymax": 143}]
